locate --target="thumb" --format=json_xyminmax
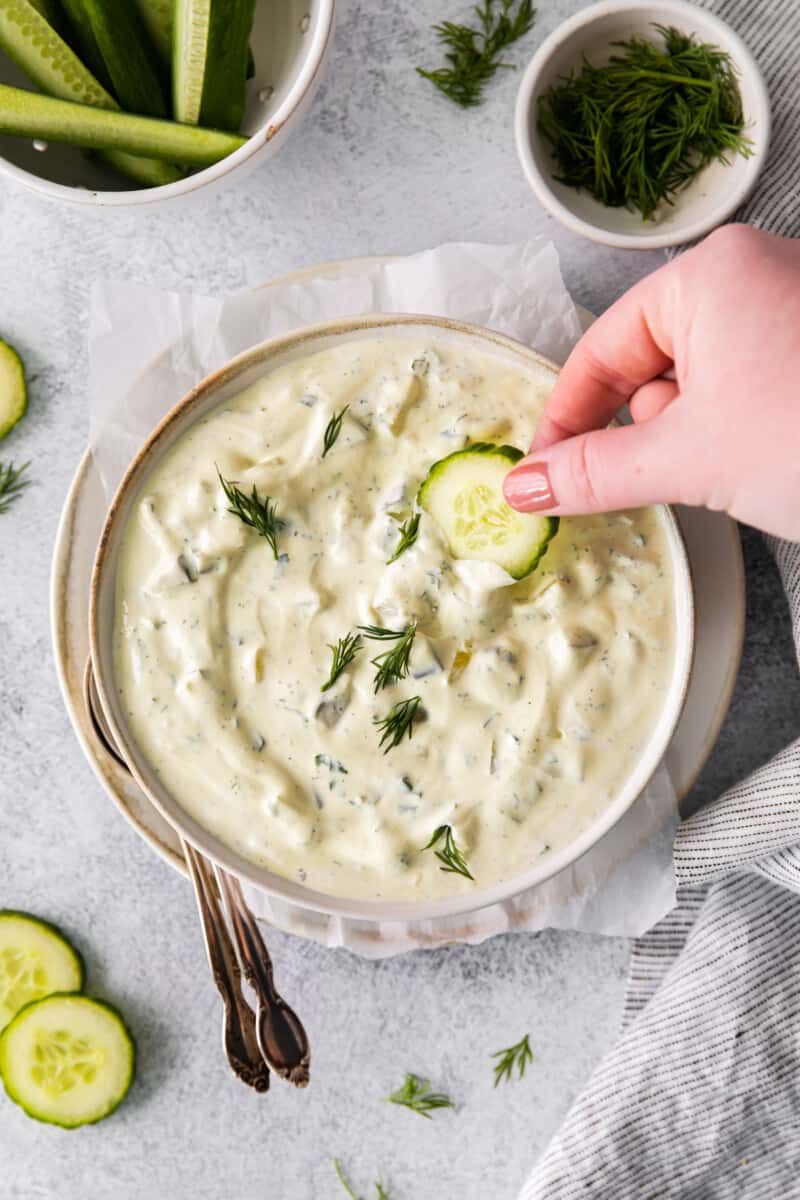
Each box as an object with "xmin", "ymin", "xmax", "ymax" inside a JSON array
[{"xmin": 503, "ymin": 414, "xmax": 701, "ymax": 516}]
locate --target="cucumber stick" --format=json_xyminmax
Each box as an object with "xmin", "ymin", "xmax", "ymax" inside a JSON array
[
  {"xmin": 0, "ymin": 994, "xmax": 134, "ymax": 1127},
  {"xmin": 135, "ymin": 0, "xmax": 256, "ymax": 81},
  {"xmin": 133, "ymin": 0, "xmax": 173, "ymax": 62},
  {"xmin": 63, "ymin": 0, "xmax": 168, "ymax": 118},
  {"xmin": 174, "ymin": 0, "xmax": 257, "ymax": 131},
  {"xmin": 0, "ymin": 340, "xmax": 27, "ymax": 440},
  {"xmin": 418, "ymin": 443, "xmax": 560, "ymax": 580},
  {"xmin": 0, "ymin": 912, "xmax": 83, "ymax": 1032},
  {"xmin": 0, "ymin": 0, "xmax": 181, "ymax": 185},
  {"xmin": 0, "ymin": 84, "xmax": 246, "ymax": 164}
]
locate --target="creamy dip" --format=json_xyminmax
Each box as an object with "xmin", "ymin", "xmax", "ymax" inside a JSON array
[{"xmin": 113, "ymin": 334, "xmax": 677, "ymax": 901}]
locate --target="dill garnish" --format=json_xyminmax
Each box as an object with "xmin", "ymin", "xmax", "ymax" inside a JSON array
[
  {"xmin": 492, "ymin": 1033, "xmax": 533, "ymax": 1085},
  {"xmin": 387, "ymin": 1073, "xmax": 455, "ymax": 1118},
  {"xmin": 536, "ymin": 25, "xmax": 752, "ymax": 221},
  {"xmin": 373, "ymin": 696, "xmax": 422, "ymax": 752},
  {"xmin": 360, "ymin": 623, "xmax": 417, "ymax": 692},
  {"xmin": 217, "ymin": 468, "xmax": 282, "ymax": 560},
  {"xmin": 333, "ymin": 1159, "xmax": 390, "ymax": 1199},
  {"xmin": 387, "ymin": 513, "xmax": 421, "ymax": 564},
  {"xmin": 0, "ymin": 460, "xmax": 31, "ymax": 515},
  {"xmin": 322, "ymin": 405, "xmax": 349, "ymax": 458},
  {"xmin": 321, "ymin": 632, "xmax": 363, "ymax": 692},
  {"xmin": 417, "ymin": 0, "xmax": 536, "ymax": 108},
  {"xmin": 422, "ymin": 824, "xmax": 474, "ymax": 880}
]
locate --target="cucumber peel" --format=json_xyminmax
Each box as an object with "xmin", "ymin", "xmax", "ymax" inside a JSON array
[
  {"xmin": 65, "ymin": 0, "xmax": 168, "ymax": 118},
  {"xmin": 133, "ymin": 0, "xmax": 173, "ymax": 62},
  {"xmin": 0, "ymin": 993, "xmax": 135, "ymax": 1127},
  {"xmin": 173, "ymin": 0, "xmax": 256, "ymax": 131},
  {"xmin": 0, "ymin": 339, "xmax": 27, "ymax": 440},
  {"xmin": 0, "ymin": 912, "xmax": 84, "ymax": 1032},
  {"xmin": 0, "ymin": 83, "xmax": 246, "ymax": 165},
  {"xmin": 418, "ymin": 442, "xmax": 559, "ymax": 580}
]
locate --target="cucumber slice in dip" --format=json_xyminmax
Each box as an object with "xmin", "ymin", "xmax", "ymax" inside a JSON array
[
  {"xmin": 0, "ymin": 994, "xmax": 135, "ymax": 1127},
  {"xmin": 417, "ymin": 442, "xmax": 559, "ymax": 580},
  {"xmin": 0, "ymin": 339, "xmax": 27, "ymax": 440},
  {"xmin": 173, "ymin": 0, "xmax": 257, "ymax": 131},
  {"xmin": 0, "ymin": 912, "xmax": 84, "ymax": 1032}
]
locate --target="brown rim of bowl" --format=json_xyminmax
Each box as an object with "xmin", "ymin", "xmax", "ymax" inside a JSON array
[{"xmin": 89, "ymin": 312, "xmax": 695, "ymax": 922}]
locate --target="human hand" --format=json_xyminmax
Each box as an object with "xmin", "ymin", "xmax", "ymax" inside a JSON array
[{"xmin": 503, "ymin": 225, "xmax": 800, "ymax": 540}]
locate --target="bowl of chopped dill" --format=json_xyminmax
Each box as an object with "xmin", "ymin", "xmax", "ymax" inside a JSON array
[{"xmin": 514, "ymin": 0, "xmax": 770, "ymax": 249}]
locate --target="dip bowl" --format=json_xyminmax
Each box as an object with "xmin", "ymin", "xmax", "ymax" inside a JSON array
[{"xmin": 89, "ymin": 314, "xmax": 695, "ymax": 922}]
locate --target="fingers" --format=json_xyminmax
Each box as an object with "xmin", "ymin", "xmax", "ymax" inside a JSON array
[
  {"xmin": 628, "ymin": 378, "xmax": 679, "ymax": 423},
  {"xmin": 531, "ymin": 263, "xmax": 678, "ymax": 452},
  {"xmin": 505, "ymin": 411, "xmax": 700, "ymax": 516}
]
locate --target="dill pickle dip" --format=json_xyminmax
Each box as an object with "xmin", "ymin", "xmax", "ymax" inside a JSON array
[{"xmin": 113, "ymin": 334, "xmax": 677, "ymax": 901}]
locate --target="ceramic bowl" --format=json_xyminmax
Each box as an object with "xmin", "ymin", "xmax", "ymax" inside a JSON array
[
  {"xmin": 0, "ymin": 0, "xmax": 334, "ymax": 207},
  {"xmin": 89, "ymin": 314, "xmax": 695, "ymax": 921},
  {"xmin": 514, "ymin": 0, "xmax": 770, "ymax": 249}
]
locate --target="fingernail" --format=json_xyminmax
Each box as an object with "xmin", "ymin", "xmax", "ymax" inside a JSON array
[{"xmin": 503, "ymin": 461, "xmax": 557, "ymax": 512}]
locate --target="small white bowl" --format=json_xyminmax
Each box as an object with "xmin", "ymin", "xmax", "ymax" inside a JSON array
[
  {"xmin": 515, "ymin": 0, "xmax": 771, "ymax": 249},
  {"xmin": 0, "ymin": 0, "xmax": 334, "ymax": 208}
]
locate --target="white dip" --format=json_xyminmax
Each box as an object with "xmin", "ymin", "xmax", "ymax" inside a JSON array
[{"xmin": 114, "ymin": 335, "xmax": 676, "ymax": 901}]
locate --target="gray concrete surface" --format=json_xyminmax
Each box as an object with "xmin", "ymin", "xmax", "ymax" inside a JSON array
[{"xmin": 1, "ymin": 2, "xmax": 798, "ymax": 1197}]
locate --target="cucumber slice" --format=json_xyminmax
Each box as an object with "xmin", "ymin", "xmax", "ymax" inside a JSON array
[
  {"xmin": 0, "ymin": 994, "xmax": 134, "ymax": 1127},
  {"xmin": 0, "ymin": 84, "xmax": 246, "ymax": 165},
  {"xmin": 417, "ymin": 442, "xmax": 559, "ymax": 581},
  {"xmin": 0, "ymin": 913, "xmax": 84, "ymax": 1033},
  {"xmin": 65, "ymin": 0, "xmax": 168, "ymax": 118},
  {"xmin": 0, "ymin": 339, "xmax": 27, "ymax": 440},
  {"xmin": 174, "ymin": 0, "xmax": 257, "ymax": 131}
]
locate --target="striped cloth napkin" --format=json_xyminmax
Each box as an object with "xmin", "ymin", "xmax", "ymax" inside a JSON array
[{"xmin": 521, "ymin": 2, "xmax": 800, "ymax": 1196}]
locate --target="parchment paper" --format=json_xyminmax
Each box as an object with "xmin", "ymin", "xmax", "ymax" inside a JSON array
[{"xmin": 87, "ymin": 239, "xmax": 678, "ymax": 951}]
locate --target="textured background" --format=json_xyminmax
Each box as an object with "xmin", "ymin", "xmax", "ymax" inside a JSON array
[{"xmin": 1, "ymin": 1, "xmax": 798, "ymax": 1197}]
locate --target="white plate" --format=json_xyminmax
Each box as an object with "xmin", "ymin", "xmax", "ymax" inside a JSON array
[{"xmin": 51, "ymin": 258, "xmax": 744, "ymax": 950}]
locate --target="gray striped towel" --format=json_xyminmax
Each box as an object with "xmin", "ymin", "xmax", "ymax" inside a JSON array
[{"xmin": 520, "ymin": 1, "xmax": 800, "ymax": 1196}]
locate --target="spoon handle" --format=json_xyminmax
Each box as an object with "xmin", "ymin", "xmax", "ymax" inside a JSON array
[
  {"xmin": 184, "ymin": 842, "xmax": 270, "ymax": 1092},
  {"xmin": 215, "ymin": 868, "xmax": 310, "ymax": 1087}
]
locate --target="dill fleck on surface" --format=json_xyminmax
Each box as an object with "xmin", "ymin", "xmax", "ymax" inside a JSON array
[
  {"xmin": 387, "ymin": 1072, "xmax": 455, "ymax": 1118},
  {"xmin": 0, "ymin": 460, "xmax": 31, "ymax": 515},
  {"xmin": 417, "ymin": 0, "xmax": 536, "ymax": 108},
  {"xmin": 492, "ymin": 1033, "xmax": 533, "ymax": 1085}
]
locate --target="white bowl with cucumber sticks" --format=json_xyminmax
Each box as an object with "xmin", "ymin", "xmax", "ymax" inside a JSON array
[
  {"xmin": 88, "ymin": 314, "xmax": 695, "ymax": 923},
  {"xmin": 0, "ymin": 0, "xmax": 335, "ymax": 206}
]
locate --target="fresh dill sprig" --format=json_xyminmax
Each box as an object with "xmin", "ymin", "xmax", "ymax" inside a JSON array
[
  {"xmin": 422, "ymin": 824, "xmax": 474, "ymax": 880},
  {"xmin": 0, "ymin": 460, "xmax": 31, "ymax": 515},
  {"xmin": 333, "ymin": 1159, "xmax": 390, "ymax": 1200},
  {"xmin": 492, "ymin": 1033, "xmax": 533, "ymax": 1085},
  {"xmin": 373, "ymin": 695, "xmax": 422, "ymax": 753},
  {"xmin": 417, "ymin": 0, "xmax": 536, "ymax": 109},
  {"xmin": 322, "ymin": 405, "xmax": 349, "ymax": 458},
  {"xmin": 387, "ymin": 513, "xmax": 421, "ymax": 565},
  {"xmin": 387, "ymin": 1073, "xmax": 455, "ymax": 1119},
  {"xmin": 321, "ymin": 632, "xmax": 363, "ymax": 692},
  {"xmin": 217, "ymin": 468, "xmax": 282, "ymax": 560},
  {"xmin": 537, "ymin": 25, "xmax": 752, "ymax": 221},
  {"xmin": 360, "ymin": 623, "xmax": 417, "ymax": 692}
]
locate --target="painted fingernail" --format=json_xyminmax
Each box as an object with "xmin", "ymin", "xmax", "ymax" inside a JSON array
[{"xmin": 503, "ymin": 461, "xmax": 557, "ymax": 512}]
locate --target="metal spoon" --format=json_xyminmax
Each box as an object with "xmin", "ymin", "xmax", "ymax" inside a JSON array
[{"xmin": 83, "ymin": 658, "xmax": 309, "ymax": 1089}]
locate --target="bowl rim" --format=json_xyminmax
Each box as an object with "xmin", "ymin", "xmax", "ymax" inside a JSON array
[
  {"xmin": 514, "ymin": 0, "xmax": 772, "ymax": 250},
  {"xmin": 0, "ymin": 0, "xmax": 335, "ymax": 207},
  {"xmin": 89, "ymin": 312, "xmax": 695, "ymax": 922}
]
